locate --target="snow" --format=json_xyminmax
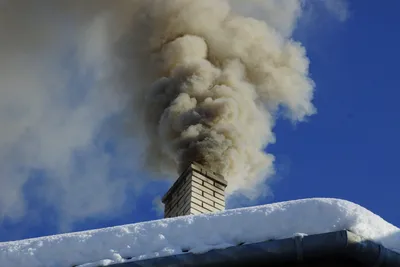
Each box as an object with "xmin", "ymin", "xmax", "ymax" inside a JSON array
[{"xmin": 0, "ymin": 198, "xmax": 399, "ymax": 267}]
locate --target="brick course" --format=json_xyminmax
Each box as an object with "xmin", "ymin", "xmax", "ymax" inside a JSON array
[{"xmin": 162, "ymin": 162, "xmax": 228, "ymax": 218}]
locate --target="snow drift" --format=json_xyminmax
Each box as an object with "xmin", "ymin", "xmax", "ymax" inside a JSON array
[{"xmin": 0, "ymin": 198, "xmax": 399, "ymax": 267}]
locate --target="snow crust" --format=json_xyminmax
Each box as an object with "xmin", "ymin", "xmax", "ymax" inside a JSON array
[{"xmin": 0, "ymin": 198, "xmax": 399, "ymax": 267}]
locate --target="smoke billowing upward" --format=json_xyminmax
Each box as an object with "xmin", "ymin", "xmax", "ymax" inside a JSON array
[
  {"xmin": 0, "ymin": 0, "xmax": 348, "ymax": 233},
  {"xmin": 121, "ymin": 0, "xmax": 315, "ymax": 197}
]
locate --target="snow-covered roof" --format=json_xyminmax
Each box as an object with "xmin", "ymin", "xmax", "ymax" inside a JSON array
[{"xmin": 0, "ymin": 198, "xmax": 399, "ymax": 267}]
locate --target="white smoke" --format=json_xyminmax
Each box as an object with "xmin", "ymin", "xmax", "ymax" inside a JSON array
[
  {"xmin": 230, "ymin": 0, "xmax": 303, "ymax": 37},
  {"xmin": 0, "ymin": 1, "xmax": 136, "ymax": 227},
  {"xmin": 0, "ymin": 0, "xmax": 348, "ymax": 233},
  {"xmin": 122, "ymin": 0, "xmax": 315, "ymax": 198}
]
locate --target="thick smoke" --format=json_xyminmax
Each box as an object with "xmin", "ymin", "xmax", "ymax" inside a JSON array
[
  {"xmin": 121, "ymin": 0, "xmax": 315, "ymax": 197},
  {"xmin": 0, "ymin": 0, "xmax": 347, "ymax": 234}
]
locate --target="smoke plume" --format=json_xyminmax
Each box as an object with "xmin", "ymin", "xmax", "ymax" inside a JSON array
[
  {"xmin": 0, "ymin": 0, "xmax": 347, "ymax": 234},
  {"xmin": 120, "ymin": 0, "xmax": 315, "ymax": 197}
]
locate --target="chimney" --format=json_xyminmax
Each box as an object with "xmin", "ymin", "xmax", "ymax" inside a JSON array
[{"xmin": 162, "ymin": 162, "xmax": 228, "ymax": 218}]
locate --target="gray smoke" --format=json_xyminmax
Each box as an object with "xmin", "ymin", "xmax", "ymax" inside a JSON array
[
  {"xmin": 121, "ymin": 0, "xmax": 315, "ymax": 197},
  {"xmin": 0, "ymin": 0, "xmax": 347, "ymax": 230}
]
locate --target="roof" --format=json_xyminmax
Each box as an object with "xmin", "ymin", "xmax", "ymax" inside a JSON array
[
  {"xmin": 108, "ymin": 230, "xmax": 400, "ymax": 267},
  {"xmin": 0, "ymin": 198, "xmax": 399, "ymax": 267}
]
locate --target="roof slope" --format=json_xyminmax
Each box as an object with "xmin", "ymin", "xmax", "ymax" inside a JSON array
[{"xmin": 0, "ymin": 198, "xmax": 399, "ymax": 267}]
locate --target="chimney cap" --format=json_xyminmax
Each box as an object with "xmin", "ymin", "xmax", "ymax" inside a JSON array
[{"xmin": 161, "ymin": 162, "xmax": 227, "ymax": 204}]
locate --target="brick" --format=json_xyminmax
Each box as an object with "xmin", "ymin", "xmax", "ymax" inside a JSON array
[
  {"xmin": 169, "ymin": 178, "xmax": 187, "ymax": 197},
  {"xmin": 170, "ymin": 190, "xmax": 189, "ymax": 209},
  {"xmin": 192, "ymin": 172, "xmax": 215, "ymax": 186},
  {"xmin": 178, "ymin": 193, "xmax": 190, "ymax": 206},
  {"xmin": 179, "ymin": 197, "xmax": 191, "ymax": 209},
  {"xmin": 214, "ymin": 202, "xmax": 225, "ymax": 210},
  {"xmin": 191, "ymin": 176, "xmax": 205, "ymax": 186},
  {"xmin": 214, "ymin": 182, "xmax": 226, "ymax": 190},
  {"xmin": 166, "ymin": 207, "xmax": 179, "ymax": 217},
  {"xmin": 182, "ymin": 170, "xmax": 192, "ymax": 180},
  {"xmin": 168, "ymin": 196, "xmax": 178, "ymax": 209},
  {"xmin": 190, "ymin": 196, "xmax": 203, "ymax": 206},
  {"xmin": 202, "ymin": 192, "xmax": 214, "ymax": 200},
  {"xmin": 191, "ymin": 185, "xmax": 203, "ymax": 196},
  {"xmin": 190, "ymin": 209, "xmax": 203, "ymax": 215},
  {"xmin": 177, "ymin": 180, "xmax": 190, "ymax": 196},
  {"xmin": 214, "ymin": 191, "xmax": 225, "ymax": 201},
  {"xmin": 192, "ymin": 193, "xmax": 214, "ymax": 206},
  {"xmin": 169, "ymin": 198, "xmax": 178, "ymax": 210},
  {"xmin": 191, "ymin": 202, "xmax": 213, "ymax": 213},
  {"xmin": 179, "ymin": 205, "xmax": 190, "ymax": 216},
  {"xmin": 203, "ymin": 182, "xmax": 225, "ymax": 195},
  {"xmin": 176, "ymin": 200, "xmax": 190, "ymax": 214},
  {"xmin": 192, "ymin": 182, "xmax": 214, "ymax": 195},
  {"xmin": 163, "ymin": 163, "xmax": 228, "ymax": 218},
  {"xmin": 204, "ymin": 170, "xmax": 218, "ymax": 180},
  {"xmin": 213, "ymin": 196, "xmax": 225, "ymax": 207},
  {"xmin": 203, "ymin": 192, "xmax": 225, "ymax": 207},
  {"xmin": 174, "ymin": 201, "xmax": 182, "ymax": 209},
  {"xmin": 190, "ymin": 164, "xmax": 202, "ymax": 172},
  {"xmin": 182, "ymin": 183, "xmax": 192, "ymax": 194},
  {"xmin": 202, "ymin": 202, "xmax": 219, "ymax": 212},
  {"xmin": 164, "ymin": 210, "xmax": 171, "ymax": 217},
  {"xmin": 191, "ymin": 191, "xmax": 204, "ymax": 201},
  {"xmin": 183, "ymin": 205, "xmax": 191, "ymax": 215},
  {"xmin": 203, "ymin": 170, "xmax": 225, "ymax": 184}
]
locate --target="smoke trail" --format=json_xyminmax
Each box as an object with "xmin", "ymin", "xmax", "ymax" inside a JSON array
[
  {"xmin": 0, "ymin": 0, "xmax": 347, "ymax": 234},
  {"xmin": 119, "ymin": 0, "xmax": 315, "ymax": 197}
]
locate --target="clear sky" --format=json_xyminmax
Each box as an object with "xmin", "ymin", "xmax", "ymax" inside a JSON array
[
  {"xmin": 272, "ymin": 1, "xmax": 400, "ymax": 226},
  {"xmin": 0, "ymin": 1, "xmax": 399, "ymax": 242}
]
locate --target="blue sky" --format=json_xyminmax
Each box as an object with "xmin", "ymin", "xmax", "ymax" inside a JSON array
[
  {"xmin": 0, "ymin": 1, "xmax": 399, "ymax": 242},
  {"xmin": 271, "ymin": 1, "xmax": 400, "ymax": 225}
]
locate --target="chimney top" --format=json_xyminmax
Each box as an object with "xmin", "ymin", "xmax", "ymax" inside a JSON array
[{"xmin": 162, "ymin": 162, "xmax": 227, "ymax": 218}]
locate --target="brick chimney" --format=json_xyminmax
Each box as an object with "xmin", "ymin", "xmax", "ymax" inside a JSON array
[{"xmin": 162, "ymin": 162, "xmax": 228, "ymax": 218}]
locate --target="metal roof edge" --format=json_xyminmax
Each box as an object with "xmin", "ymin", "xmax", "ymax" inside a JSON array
[
  {"xmin": 107, "ymin": 230, "xmax": 400, "ymax": 267},
  {"xmin": 345, "ymin": 231, "xmax": 400, "ymax": 266}
]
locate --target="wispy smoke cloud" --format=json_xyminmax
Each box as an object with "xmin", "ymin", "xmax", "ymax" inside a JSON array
[
  {"xmin": 322, "ymin": 0, "xmax": 349, "ymax": 22},
  {"xmin": 230, "ymin": 0, "xmax": 303, "ymax": 37},
  {"xmin": 0, "ymin": 1, "xmax": 136, "ymax": 228},
  {"xmin": 0, "ymin": 0, "xmax": 348, "ymax": 236}
]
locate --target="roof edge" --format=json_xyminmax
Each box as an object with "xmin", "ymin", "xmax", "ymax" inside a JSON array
[{"xmin": 107, "ymin": 230, "xmax": 400, "ymax": 267}]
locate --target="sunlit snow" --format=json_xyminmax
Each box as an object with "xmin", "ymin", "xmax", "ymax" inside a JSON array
[{"xmin": 1, "ymin": 198, "xmax": 399, "ymax": 267}]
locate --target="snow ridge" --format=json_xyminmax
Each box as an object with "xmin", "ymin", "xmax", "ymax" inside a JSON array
[{"xmin": 0, "ymin": 198, "xmax": 399, "ymax": 267}]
